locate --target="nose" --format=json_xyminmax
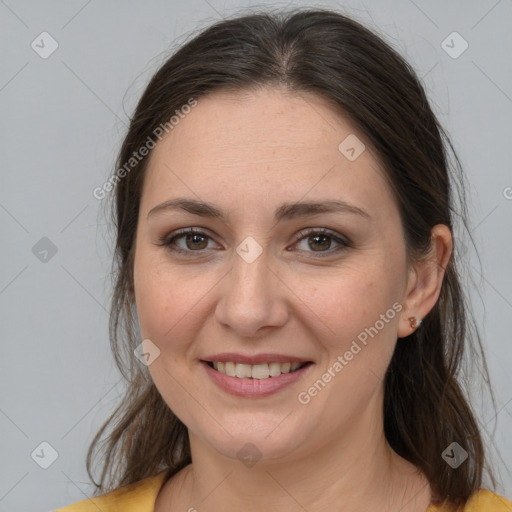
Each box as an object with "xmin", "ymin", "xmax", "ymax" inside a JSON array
[{"xmin": 214, "ymin": 245, "xmax": 289, "ymax": 339}]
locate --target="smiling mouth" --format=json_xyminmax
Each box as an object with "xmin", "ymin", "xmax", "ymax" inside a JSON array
[{"xmin": 203, "ymin": 361, "xmax": 312, "ymax": 379}]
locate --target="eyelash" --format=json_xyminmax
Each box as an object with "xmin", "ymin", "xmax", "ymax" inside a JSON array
[{"xmin": 158, "ymin": 227, "xmax": 351, "ymax": 258}]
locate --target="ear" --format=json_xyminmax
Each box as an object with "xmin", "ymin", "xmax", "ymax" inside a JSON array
[{"xmin": 397, "ymin": 224, "xmax": 453, "ymax": 338}]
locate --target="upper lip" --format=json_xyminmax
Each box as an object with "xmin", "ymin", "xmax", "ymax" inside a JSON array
[{"xmin": 201, "ymin": 353, "xmax": 313, "ymax": 365}]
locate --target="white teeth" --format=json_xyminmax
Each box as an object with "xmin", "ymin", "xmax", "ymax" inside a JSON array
[
  {"xmin": 281, "ymin": 362, "xmax": 291, "ymax": 374},
  {"xmin": 211, "ymin": 361, "xmax": 306, "ymax": 379},
  {"xmin": 224, "ymin": 361, "xmax": 236, "ymax": 377},
  {"xmin": 268, "ymin": 362, "xmax": 282, "ymax": 377},
  {"xmin": 251, "ymin": 363, "xmax": 270, "ymax": 380},
  {"xmin": 235, "ymin": 363, "xmax": 252, "ymax": 378}
]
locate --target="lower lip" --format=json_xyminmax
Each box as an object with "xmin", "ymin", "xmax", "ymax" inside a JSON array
[{"xmin": 201, "ymin": 361, "xmax": 313, "ymax": 398}]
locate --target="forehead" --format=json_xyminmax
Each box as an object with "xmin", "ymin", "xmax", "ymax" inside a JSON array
[
  {"xmin": 151, "ymin": 87, "xmax": 363, "ymax": 167},
  {"xmin": 141, "ymin": 87, "xmax": 396, "ymax": 223}
]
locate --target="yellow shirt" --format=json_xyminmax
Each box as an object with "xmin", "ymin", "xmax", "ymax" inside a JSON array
[{"xmin": 53, "ymin": 470, "xmax": 512, "ymax": 511}]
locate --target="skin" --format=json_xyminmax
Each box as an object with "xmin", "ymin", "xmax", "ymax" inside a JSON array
[{"xmin": 133, "ymin": 86, "xmax": 452, "ymax": 512}]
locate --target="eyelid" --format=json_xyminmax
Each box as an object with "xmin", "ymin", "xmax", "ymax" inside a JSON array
[
  {"xmin": 158, "ymin": 226, "xmax": 351, "ymax": 256},
  {"xmin": 291, "ymin": 227, "xmax": 351, "ymax": 256},
  {"xmin": 293, "ymin": 227, "xmax": 350, "ymax": 245},
  {"xmin": 159, "ymin": 227, "xmax": 220, "ymax": 253}
]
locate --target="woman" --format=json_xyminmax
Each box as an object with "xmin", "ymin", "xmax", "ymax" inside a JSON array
[{"xmin": 55, "ymin": 7, "xmax": 511, "ymax": 512}]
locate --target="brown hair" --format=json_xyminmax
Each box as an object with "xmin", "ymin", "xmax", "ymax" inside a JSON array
[{"xmin": 87, "ymin": 7, "xmax": 498, "ymax": 507}]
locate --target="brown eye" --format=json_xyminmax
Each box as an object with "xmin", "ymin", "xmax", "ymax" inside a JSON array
[
  {"xmin": 293, "ymin": 228, "xmax": 351, "ymax": 257},
  {"xmin": 307, "ymin": 234, "xmax": 332, "ymax": 251},
  {"xmin": 158, "ymin": 227, "xmax": 350, "ymax": 258},
  {"xmin": 183, "ymin": 233, "xmax": 208, "ymax": 250},
  {"xmin": 160, "ymin": 228, "xmax": 218, "ymax": 254}
]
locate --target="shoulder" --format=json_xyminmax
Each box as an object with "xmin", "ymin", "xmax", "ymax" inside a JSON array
[
  {"xmin": 52, "ymin": 470, "xmax": 169, "ymax": 512},
  {"xmin": 427, "ymin": 490, "xmax": 512, "ymax": 512},
  {"xmin": 463, "ymin": 490, "xmax": 512, "ymax": 511}
]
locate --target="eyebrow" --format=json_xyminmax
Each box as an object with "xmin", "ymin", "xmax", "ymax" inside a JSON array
[{"xmin": 147, "ymin": 198, "xmax": 371, "ymax": 223}]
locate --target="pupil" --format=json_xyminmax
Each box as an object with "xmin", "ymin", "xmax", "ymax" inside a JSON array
[
  {"xmin": 309, "ymin": 235, "xmax": 330, "ymax": 251},
  {"xmin": 187, "ymin": 234, "xmax": 207, "ymax": 250}
]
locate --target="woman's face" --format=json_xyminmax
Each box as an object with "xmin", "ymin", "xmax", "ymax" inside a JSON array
[{"xmin": 133, "ymin": 87, "xmax": 417, "ymax": 463}]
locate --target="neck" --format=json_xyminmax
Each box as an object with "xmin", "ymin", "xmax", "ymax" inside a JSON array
[{"xmin": 158, "ymin": 403, "xmax": 432, "ymax": 512}]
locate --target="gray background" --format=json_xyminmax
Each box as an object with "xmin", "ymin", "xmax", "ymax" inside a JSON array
[{"xmin": 1, "ymin": 0, "xmax": 511, "ymax": 510}]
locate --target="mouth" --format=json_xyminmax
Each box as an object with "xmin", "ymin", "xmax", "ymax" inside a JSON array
[
  {"xmin": 201, "ymin": 358, "xmax": 314, "ymax": 398},
  {"xmin": 202, "ymin": 360, "xmax": 313, "ymax": 379}
]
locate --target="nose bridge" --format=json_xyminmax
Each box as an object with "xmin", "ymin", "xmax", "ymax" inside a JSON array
[
  {"xmin": 215, "ymin": 236, "xmax": 287, "ymax": 336},
  {"xmin": 230, "ymin": 238, "xmax": 273, "ymax": 310},
  {"xmin": 233, "ymin": 243, "xmax": 269, "ymax": 297}
]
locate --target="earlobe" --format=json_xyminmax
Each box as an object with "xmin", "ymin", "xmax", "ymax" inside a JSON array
[
  {"xmin": 397, "ymin": 224, "xmax": 453, "ymax": 338},
  {"xmin": 408, "ymin": 316, "xmax": 422, "ymax": 329}
]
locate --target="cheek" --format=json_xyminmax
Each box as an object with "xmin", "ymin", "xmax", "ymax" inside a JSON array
[
  {"xmin": 133, "ymin": 247, "xmax": 222, "ymax": 368},
  {"xmin": 297, "ymin": 261, "xmax": 402, "ymax": 351},
  {"xmin": 134, "ymin": 249, "xmax": 192, "ymax": 347},
  {"xmin": 295, "ymin": 268, "xmax": 402, "ymax": 422},
  {"xmin": 133, "ymin": 253, "xmax": 202, "ymax": 418}
]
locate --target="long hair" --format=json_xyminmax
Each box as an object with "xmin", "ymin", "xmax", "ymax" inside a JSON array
[{"xmin": 87, "ymin": 8, "xmax": 497, "ymax": 507}]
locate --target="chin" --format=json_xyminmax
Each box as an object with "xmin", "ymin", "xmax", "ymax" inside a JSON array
[{"xmin": 193, "ymin": 414, "xmax": 313, "ymax": 465}]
